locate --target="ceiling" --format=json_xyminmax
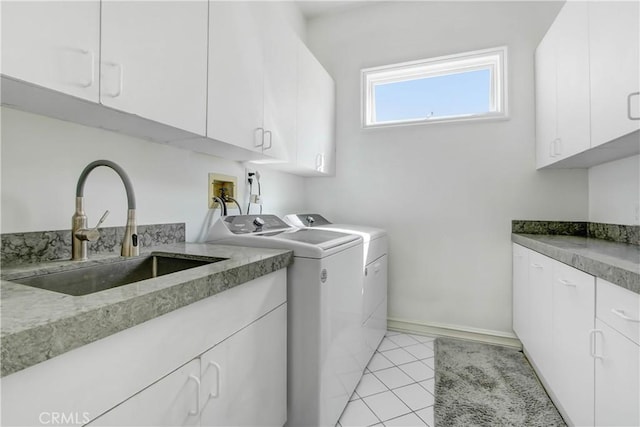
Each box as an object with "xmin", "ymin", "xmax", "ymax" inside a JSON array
[{"xmin": 295, "ymin": 1, "xmax": 380, "ymax": 19}]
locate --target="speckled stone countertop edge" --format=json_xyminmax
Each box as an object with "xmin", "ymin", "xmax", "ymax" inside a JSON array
[
  {"xmin": 511, "ymin": 220, "xmax": 639, "ymax": 246},
  {"xmin": 0, "ymin": 243, "xmax": 293, "ymax": 377},
  {"xmin": 512, "ymin": 234, "xmax": 640, "ymax": 294}
]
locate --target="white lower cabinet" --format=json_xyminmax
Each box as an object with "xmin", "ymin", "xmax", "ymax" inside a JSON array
[
  {"xmin": 512, "ymin": 244, "xmax": 530, "ymax": 346},
  {"xmin": 89, "ymin": 304, "xmax": 287, "ymax": 427},
  {"xmin": 512, "ymin": 245, "xmax": 640, "ymax": 426},
  {"xmin": 526, "ymin": 250, "xmax": 554, "ymax": 379},
  {"xmin": 594, "ymin": 279, "xmax": 640, "ymax": 427},
  {"xmin": 551, "ymin": 262, "xmax": 595, "ymax": 426},
  {"xmin": 87, "ymin": 359, "xmax": 201, "ymax": 427},
  {"xmin": 594, "ymin": 320, "xmax": 640, "ymax": 427},
  {"xmin": 199, "ymin": 305, "xmax": 286, "ymax": 427},
  {"xmin": 1, "ymin": 270, "xmax": 287, "ymax": 427}
]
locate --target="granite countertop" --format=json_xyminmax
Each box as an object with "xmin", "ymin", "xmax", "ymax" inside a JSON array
[
  {"xmin": 0, "ymin": 243, "xmax": 293, "ymax": 377},
  {"xmin": 512, "ymin": 233, "xmax": 640, "ymax": 294}
]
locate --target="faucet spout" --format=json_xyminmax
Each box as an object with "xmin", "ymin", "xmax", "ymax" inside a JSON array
[{"xmin": 72, "ymin": 160, "xmax": 139, "ymax": 260}]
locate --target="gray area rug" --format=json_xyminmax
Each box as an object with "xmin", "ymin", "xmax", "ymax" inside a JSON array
[{"xmin": 434, "ymin": 337, "xmax": 566, "ymax": 427}]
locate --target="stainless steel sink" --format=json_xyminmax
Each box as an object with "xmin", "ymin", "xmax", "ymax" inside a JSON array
[{"xmin": 13, "ymin": 255, "xmax": 225, "ymax": 296}]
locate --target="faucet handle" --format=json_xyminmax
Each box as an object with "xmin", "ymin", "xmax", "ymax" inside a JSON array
[
  {"xmin": 76, "ymin": 210, "xmax": 109, "ymax": 242},
  {"xmin": 94, "ymin": 210, "xmax": 110, "ymax": 229}
]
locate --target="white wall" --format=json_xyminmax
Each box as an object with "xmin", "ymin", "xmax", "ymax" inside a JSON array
[
  {"xmin": 0, "ymin": 107, "xmax": 307, "ymax": 242},
  {"xmin": 305, "ymin": 1, "xmax": 588, "ymax": 336},
  {"xmin": 589, "ymin": 155, "xmax": 640, "ymax": 225}
]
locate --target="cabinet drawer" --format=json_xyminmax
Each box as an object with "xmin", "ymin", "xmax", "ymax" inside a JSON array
[
  {"xmin": 597, "ymin": 278, "xmax": 640, "ymax": 345},
  {"xmin": 553, "ymin": 260, "xmax": 595, "ymax": 292}
]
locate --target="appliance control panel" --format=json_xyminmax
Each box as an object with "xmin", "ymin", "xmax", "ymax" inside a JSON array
[
  {"xmin": 224, "ymin": 215, "xmax": 291, "ymax": 234},
  {"xmin": 294, "ymin": 213, "xmax": 332, "ymax": 227}
]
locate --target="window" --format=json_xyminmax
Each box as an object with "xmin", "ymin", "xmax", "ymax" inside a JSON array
[{"xmin": 362, "ymin": 47, "xmax": 508, "ymax": 128}]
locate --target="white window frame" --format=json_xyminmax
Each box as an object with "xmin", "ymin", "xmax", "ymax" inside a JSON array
[{"xmin": 361, "ymin": 46, "xmax": 508, "ymax": 128}]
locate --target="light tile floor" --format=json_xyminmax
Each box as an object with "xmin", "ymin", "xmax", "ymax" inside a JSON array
[{"xmin": 337, "ymin": 331, "xmax": 436, "ymax": 427}]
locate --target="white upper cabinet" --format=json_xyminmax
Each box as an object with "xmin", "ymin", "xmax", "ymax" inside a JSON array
[
  {"xmin": 589, "ymin": 1, "xmax": 640, "ymax": 147},
  {"xmin": 207, "ymin": 2, "xmax": 298, "ymax": 162},
  {"xmin": 1, "ymin": 1, "xmax": 336, "ymax": 175},
  {"xmin": 208, "ymin": 1, "xmax": 265, "ymax": 153},
  {"xmin": 261, "ymin": 4, "xmax": 299, "ymax": 163},
  {"xmin": 535, "ymin": 1, "xmax": 640, "ymax": 169},
  {"xmin": 100, "ymin": 0, "xmax": 208, "ymax": 135},
  {"xmin": 535, "ymin": 28, "xmax": 558, "ymax": 169},
  {"xmin": 1, "ymin": 1, "xmax": 100, "ymax": 102},
  {"xmin": 297, "ymin": 42, "xmax": 336, "ymax": 175},
  {"xmin": 554, "ymin": 2, "xmax": 590, "ymax": 160},
  {"xmin": 535, "ymin": 1, "xmax": 590, "ymax": 168}
]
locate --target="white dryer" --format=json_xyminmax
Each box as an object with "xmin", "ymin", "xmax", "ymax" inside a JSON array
[
  {"xmin": 205, "ymin": 215, "xmax": 364, "ymax": 427},
  {"xmin": 284, "ymin": 214, "xmax": 388, "ymax": 369}
]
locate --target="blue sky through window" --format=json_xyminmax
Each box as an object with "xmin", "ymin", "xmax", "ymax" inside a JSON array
[{"xmin": 374, "ymin": 68, "xmax": 491, "ymax": 122}]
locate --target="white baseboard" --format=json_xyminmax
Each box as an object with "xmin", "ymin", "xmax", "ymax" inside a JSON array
[{"xmin": 387, "ymin": 317, "xmax": 522, "ymax": 349}]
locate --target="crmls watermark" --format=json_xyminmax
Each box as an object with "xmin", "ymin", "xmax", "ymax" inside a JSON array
[{"xmin": 38, "ymin": 412, "xmax": 91, "ymax": 425}]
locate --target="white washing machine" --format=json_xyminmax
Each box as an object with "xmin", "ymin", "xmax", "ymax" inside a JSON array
[
  {"xmin": 205, "ymin": 215, "xmax": 364, "ymax": 427},
  {"xmin": 284, "ymin": 214, "xmax": 388, "ymax": 368}
]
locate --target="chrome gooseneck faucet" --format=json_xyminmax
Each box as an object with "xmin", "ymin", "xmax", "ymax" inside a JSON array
[{"xmin": 72, "ymin": 160, "xmax": 138, "ymax": 261}]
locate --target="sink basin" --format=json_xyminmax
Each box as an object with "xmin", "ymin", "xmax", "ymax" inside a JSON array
[{"xmin": 13, "ymin": 255, "xmax": 225, "ymax": 296}]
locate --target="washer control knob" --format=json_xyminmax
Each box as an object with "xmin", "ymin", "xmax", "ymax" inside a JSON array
[
  {"xmin": 253, "ymin": 217, "xmax": 265, "ymax": 228},
  {"xmin": 306, "ymin": 216, "xmax": 315, "ymax": 226}
]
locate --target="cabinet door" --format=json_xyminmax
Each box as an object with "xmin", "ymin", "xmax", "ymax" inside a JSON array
[
  {"xmin": 200, "ymin": 305, "xmax": 286, "ymax": 427},
  {"xmin": 594, "ymin": 319, "xmax": 640, "ymax": 427},
  {"xmin": 554, "ymin": 1, "xmax": 590, "ymax": 160},
  {"xmin": 1, "ymin": 1, "xmax": 99, "ymax": 102},
  {"xmin": 208, "ymin": 1, "xmax": 265, "ymax": 153},
  {"xmin": 589, "ymin": 1, "xmax": 640, "ymax": 147},
  {"xmin": 87, "ymin": 359, "xmax": 200, "ymax": 427},
  {"xmin": 261, "ymin": 4, "xmax": 298, "ymax": 163},
  {"xmin": 512, "ymin": 244, "xmax": 530, "ymax": 345},
  {"xmin": 535, "ymin": 27, "xmax": 558, "ymax": 169},
  {"xmin": 100, "ymin": 0, "xmax": 208, "ymax": 135},
  {"xmin": 551, "ymin": 262, "xmax": 595, "ymax": 426},
  {"xmin": 527, "ymin": 251, "xmax": 554, "ymax": 379},
  {"xmin": 297, "ymin": 42, "xmax": 336, "ymax": 175}
]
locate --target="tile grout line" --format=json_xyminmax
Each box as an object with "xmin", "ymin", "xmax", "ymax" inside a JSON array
[{"xmin": 338, "ymin": 331, "xmax": 438, "ymax": 427}]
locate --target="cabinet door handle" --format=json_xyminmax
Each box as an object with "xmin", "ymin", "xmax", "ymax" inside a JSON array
[
  {"xmin": 255, "ymin": 128, "xmax": 265, "ymax": 148},
  {"xmin": 589, "ymin": 329, "xmax": 603, "ymax": 359},
  {"xmin": 315, "ymin": 153, "xmax": 325, "ymax": 172},
  {"xmin": 187, "ymin": 374, "xmax": 200, "ymax": 416},
  {"xmin": 549, "ymin": 140, "xmax": 555, "ymax": 157},
  {"xmin": 557, "ymin": 278, "xmax": 576, "ymax": 287},
  {"xmin": 75, "ymin": 48, "xmax": 95, "ymax": 88},
  {"xmin": 102, "ymin": 61, "xmax": 123, "ymax": 97},
  {"xmin": 611, "ymin": 308, "xmax": 640, "ymax": 323},
  {"xmin": 628, "ymin": 92, "xmax": 640, "ymax": 120},
  {"xmin": 553, "ymin": 138, "xmax": 562, "ymax": 156},
  {"xmin": 531, "ymin": 263, "xmax": 544, "ymax": 269},
  {"xmin": 207, "ymin": 361, "xmax": 221, "ymax": 398},
  {"xmin": 264, "ymin": 130, "xmax": 273, "ymax": 150}
]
